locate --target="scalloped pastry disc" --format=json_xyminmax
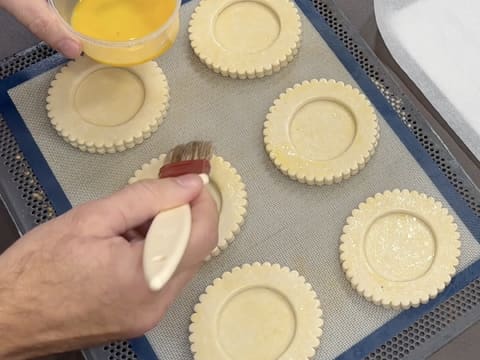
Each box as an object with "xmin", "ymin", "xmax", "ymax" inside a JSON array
[
  {"xmin": 190, "ymin": 263, "xmax": 323, "ymax": 360},
  {"xmin": 47, "ymin": 56, "xmax": 169, "ymax": 154},
  {"xmin": 264, "ymin": 79, "xmax": 379, "ymax": 185},
  {"xmin": 189, "ymin": 0, "xmax": 302, "ymax": 79},
  {"xmin": 129, "ymin": 154, "xmax": 247, "ymax": 258},
  {"xmin": 340, "ymin": 189, "xmax": 461, "ymax": 310}
]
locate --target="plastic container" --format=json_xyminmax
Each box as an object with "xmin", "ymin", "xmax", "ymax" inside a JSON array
[{"xmin": 48, "ymin": 0, "xmax": 181, "ymax": 66}]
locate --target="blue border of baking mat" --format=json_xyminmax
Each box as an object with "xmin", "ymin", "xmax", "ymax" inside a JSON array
[{"xmin": 0, "ymin": 0, "xmax": 479, "ymax": 358}]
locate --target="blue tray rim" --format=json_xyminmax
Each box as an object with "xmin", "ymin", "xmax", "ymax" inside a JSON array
[{"xmin": 0, "ymin": 0, "xmax": 479, "ymax": 358}]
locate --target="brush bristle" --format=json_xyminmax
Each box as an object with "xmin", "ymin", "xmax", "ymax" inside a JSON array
[{"xmin": 164, "ymin": 141, "xmax": 213, "ymax": 165}]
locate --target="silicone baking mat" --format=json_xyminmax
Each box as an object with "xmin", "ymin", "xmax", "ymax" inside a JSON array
[{"xmin": 0, "ymin": 0, "xmax": 479, "ymax": 359}]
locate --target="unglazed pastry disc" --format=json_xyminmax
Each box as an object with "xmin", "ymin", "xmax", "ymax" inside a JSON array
[
  {"xmin": 340, "ymin": 189, "xmax": 461, "ymax": 309},
  {"xmin": 189, "ymin": 263, "xmax": 323, "ymax": 360},
  {"xmin": 129, "ymin": 155, "xmax": 247, "ymax": 258},
  {"xmin": 189, "ymin": 0, "xmax": 302, "ymax": 79},
  {"xmin": 47, "ymin": 56, "xmax": 169, "ymax": 153},
  {"xmin": 264, "ymin": 79, "xmax": 379, "ymax": 185}
]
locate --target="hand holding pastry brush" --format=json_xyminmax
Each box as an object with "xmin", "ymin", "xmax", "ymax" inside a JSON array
[{"xmin": 143, "ymin": 141, "xmax": 213, "ymax": 291}]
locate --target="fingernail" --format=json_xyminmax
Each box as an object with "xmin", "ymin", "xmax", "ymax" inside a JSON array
[
  {"xmin": 175, "ymin": 174, "xmax": 202, "ymax": 188},
  {"xmin": 199, "ymin": 173, "xmax": 209, "ymax": 185},
  {"xmin": 58, "ymin": 39, "xmax": 82, "ymax": 59}
]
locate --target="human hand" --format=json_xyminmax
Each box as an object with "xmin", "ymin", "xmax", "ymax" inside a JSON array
[
  {"xmin": 0, "ymin": 0, "xmax": 82, "ymax": 58},
  {"xmin": 0, "ymin": 175, "xmax": 218, "ymax": 359}
]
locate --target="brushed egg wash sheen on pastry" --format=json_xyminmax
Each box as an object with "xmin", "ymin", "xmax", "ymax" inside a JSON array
[
  {"xmin": 47, "ymin": 56, "xmax": 170, "ymax": 153},
  {"xmin": 190, "ymin": 263, "xmax": 323, "ymax": 360},
  {"xmin": 189, "ymin": 0, "xmax": 302, "ymax": 78},
  {"xmin": 340, "ymin": 190, "xmax": 461, "ymax": 310},
  {"xmin": 68, "ymin": 0, "xmax": 180, "ymax": 65},
  {"xmin": 264, "ymin": 79, "xmax": 379, "ymax": 184},
  {"xmin": 129, "ymin": 154, "xmax": 248, "ymax": 259}
]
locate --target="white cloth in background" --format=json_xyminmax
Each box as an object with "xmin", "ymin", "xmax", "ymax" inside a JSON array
[{"xmin": 375, "ymin": 0, "xmax": 480, "ymax": 160}]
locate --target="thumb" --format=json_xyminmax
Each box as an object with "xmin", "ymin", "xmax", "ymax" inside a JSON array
[
  {"xmin": 88, "ymin": 175, "xmax": 205, "ymax": 236},
  {"xmin": 1, "ymin": 0, "xmax": 82, "ymax": 58}
]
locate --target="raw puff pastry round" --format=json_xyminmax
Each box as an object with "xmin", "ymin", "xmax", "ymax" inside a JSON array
[
  {"xmin": 129, "ymin": 155, "xmax": 247, "ymax": 258},
  {"xmin": 47, "ymin": 56, "xmax": 169, "ymax": 153},
  {"xmin": 189, "ymin": 0, "xmax": 302, "ymax": 79},
  {"xmin": 190, "ymin": 263, "xmax": 323, "ymax": 360},
  {"xmin": 264, "ymin": 79, "xmax": 379, "ymax": 185},
  {"xmin": 340, "ymin": 189, "xmax": 461, "ymax": 310}
]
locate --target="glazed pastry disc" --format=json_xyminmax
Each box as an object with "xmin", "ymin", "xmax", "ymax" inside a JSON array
[
  {"xmin": 129, "ymin": 154, "xmax": 248, "ymax": 258},
  {"xmin": 264, "ymin": 79, "xmax": 379, "ymax": 185},
  {"xmin": 340, "ymin": 189, "xmax": 461, "ymax": 309}
]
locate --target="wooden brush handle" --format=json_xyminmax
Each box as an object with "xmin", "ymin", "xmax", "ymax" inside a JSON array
[
  {"xmin": 143, "ymin": 173, "xmax": 209, "ymax": 291},
  {"xmin": 143, "ymin": 204, "xmax": 192, "ymax": 291}
]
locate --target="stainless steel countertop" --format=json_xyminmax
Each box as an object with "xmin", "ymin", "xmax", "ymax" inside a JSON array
[{"xmin": 0, "ymin": 0, "xmax": 478, "ymax": 359}]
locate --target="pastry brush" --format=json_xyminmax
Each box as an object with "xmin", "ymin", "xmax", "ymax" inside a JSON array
[{"xmin": 143, "ymin": 141, "xmax": 213, "ymax": 291}]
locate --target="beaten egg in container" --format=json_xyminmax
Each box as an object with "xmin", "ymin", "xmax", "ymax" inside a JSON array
[{"xmin": 50, "ymin": 0, "xmax": 180, "ymax": 65}]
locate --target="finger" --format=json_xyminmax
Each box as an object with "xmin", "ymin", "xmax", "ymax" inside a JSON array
[
  {"xmin": 132, "ymin": 188, "xmax": 217, "ymax": 292},
  {"xmin": 1, "ymin": 0, "xmax": 82, "ymax": 58},
  {"xmin": 123, "ymin": 229, "xmax": 143, "ymax": 243},
  {"xmin": 129, "ymin": 240, "xmax": 145, "ymax": 269},
  {"xmin": 128, "ymin": 189, "xmax": 217, "ymax": 326},
  {"xmin": 133, "ymin": 219, "xmax": 154, "ymax": 239},
  {"xmin": 89, "ymin": 175, "xmax": 205, "ymax": 236},
  {"xmin": 148, "ymin": 189, "xmax": 218, "ymax": 319},
  {"xmin": 151, "ymin": 266, "xmax": 201, "ymax": 320}
]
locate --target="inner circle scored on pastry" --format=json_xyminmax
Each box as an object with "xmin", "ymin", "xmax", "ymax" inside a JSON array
[
  {"xmin": 264, "ymin": 79, "xmax": 379, "ymax": 185},
  {"xmin": 189, "ymin": 263, "xmax": 323, "ymax": 360},
  {"xmin": 46, "ymin": 56, "xmax": 170, "ymax": 154},
  {"xmin": 129, "ymin": 155, "xmax": 247, "ymax": 258},
  {"xmin": 189, "ymin": 0, "xmax": 302, "ymax": 79},
  {"xmin": 340, "ymin": 189, "xmax": 461, "ymax": 310}
]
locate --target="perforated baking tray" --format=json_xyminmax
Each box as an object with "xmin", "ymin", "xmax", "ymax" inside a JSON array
[{"xmin": 1, "ymin": 1, "xmax": 479, "ymax": 359}]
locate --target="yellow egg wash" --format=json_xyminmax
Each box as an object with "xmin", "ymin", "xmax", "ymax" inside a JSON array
[{"xmin": 71, "ymin": 0, "xmax": 177, "ymax": 41}]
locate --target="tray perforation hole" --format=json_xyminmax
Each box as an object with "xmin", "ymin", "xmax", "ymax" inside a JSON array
[
  {"xmin": 363, "ymin": 279, "xmax": 480, "ymax": 359},
  {"xmin": 314, "ymin": 0, "xmax": 480, "ymax": 217},
  {"xmin": 0, "ymin": 116, "xmax": 56, "ymax": 225},
  {"xmin": 0, "ymin": 43, "xmax": 56, "ymax": 80},
  {"xmin": 312, "ymin": 2, "xmax": 480, "ymax": 358},
  {"xmin": 0, "ymin": 2, "xmax": 478, "ymax": 360},
  {"xmin": 103, "ymin": 341, "xmax": 137, "ymax": 360}
]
